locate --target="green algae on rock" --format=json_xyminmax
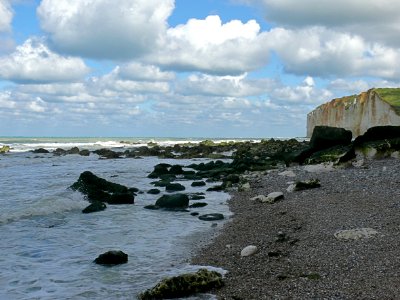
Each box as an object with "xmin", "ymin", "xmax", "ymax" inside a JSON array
[{"xmin": 138, "ymin": 268, "xmax": 224, "ymax": 299}]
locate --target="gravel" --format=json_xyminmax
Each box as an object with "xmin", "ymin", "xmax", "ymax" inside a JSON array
[{"xmin": 192, "ymin": 158, "xmax": 400, "ymax": 299}]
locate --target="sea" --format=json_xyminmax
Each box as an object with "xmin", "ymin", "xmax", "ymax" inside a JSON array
[{"xmin": 0, "ymin": 137, "xmax": 243, "ymax": 300}]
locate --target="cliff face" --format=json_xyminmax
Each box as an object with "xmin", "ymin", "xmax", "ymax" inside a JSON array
[{"xmin": 307, "ymin": 88, "xmax": 400, "ymax": 137}]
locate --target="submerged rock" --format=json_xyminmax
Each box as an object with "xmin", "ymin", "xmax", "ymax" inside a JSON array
[
  {"xmin": 138, "ymin": 268, "xmax": 224, "ymax": 300},
  {"xmin": 94, "ymin": 250, "xmax": 128, "ymax": 265},
  {"xmin": 199, "ymin": 213, "xmax": 224, "ymax": 221},
  {"xmin": 82, "ymin": 201, "xmax": 106, "ymax": 213}
]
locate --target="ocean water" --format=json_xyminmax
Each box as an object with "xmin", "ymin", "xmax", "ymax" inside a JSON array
[{"xmin": 0, "ymin": 138, "xmax": 232, "ymax": 299}]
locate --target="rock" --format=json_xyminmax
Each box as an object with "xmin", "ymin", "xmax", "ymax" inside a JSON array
[
  {"xmin": 241, "ymin": 245, "xmax": 258, "ymax": 257},
  {"xmin": 191, "ymin": 181, "xmax": 206, "ymax": 187},
  {"xmin": 79, "ymin": 149, "xmax": 90, "ymax": 156},
  {"xmin": 0, "ymin": 145, "xmax": 10, "ymax": 153},
  {"xmin": 278, "ymin": 170, "xmax": 296, "ymax": 177},
  {"xmin": 67, "ymin": 147, "xmax": 80, "ymax": 154},
  {"xmin": 190, "ymin": 194, "xmax": 206, "ymax": 200},
  {"xmin": 250, "ymin": 195, "xmax": 269, "ymax": 202},
  {"xmin": 286, "ymin": 184, "xmax": 296, "ymax": 193},
  {"xmin": 238, "ymin": 182, "xmax": 251, "ymax": 191},
  {"xmin": 148, "ymin": 163, "xmax": 171, "ymax": 178},
  {"xmin": 70, "ymin": 171, "xmax": 134, "ymax": 204},
  {"xmin": 82, "ymin": 201, "xmax": 106, "ymax": 213},
  {"xmin": 263, "ymin": 192, "xmax": 284, "ymax": 204},
  {"xmin": 189, "ymin": 202, "xmax": 208, "ymax": 208},
  {"xmin": 198, "ymin": 213, "xmax": 224, "ymax": 221},
  {"xmin": 310, "ymin": 126, "xmax": 352, "ymax": 151},
  {"xmin": 94, "ymin": 250, "xmax": 128, "ymax": 265},
  {"xmin": 353, "ymin": 126, "xmax": 400, "ymax": 146},
  {"xmin": 53, "ymin": 148, "xmax": 66, "ymax": 155},
  {"xmin": 94, "ymin": 148, "xmax": 121, "ymax": 159},
  {"xmin": 147, "ymin": 188, "xmax": 161, "ymax": 195},
  {"xmin": 155, "ymin": 194, "xmax": 189, "ymax": 209},
  {"xmin": 294, "ymin": 179, "xmax": 321, "ymax": 191},
  {"xmin": 32, "ymin": 148, "xmax": 49, "ymax": 153},
  {"xmin": 138, "ymin": 268, "xmax": 224, "ymax": 300},
  {"xmin": 206, "ymin": 185, "xmax": 224, "ymax": 192},
  {"xmin": 169, "ymin": 164, "xmax": 184, "ymax": 175},
  {"xmin": 334, "ymin": 228, "xmax": 379, "ymax": 240},
  {"xmin": 165, "ymin": 183, "xmax": 186, "ymax": 192}
]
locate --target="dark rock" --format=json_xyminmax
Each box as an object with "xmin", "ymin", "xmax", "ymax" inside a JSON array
[
  {"xmin": 70, "ymin": 171, "xmax": 134, "ymax": 204},
  {"xmin": 165, "ymin": 183, "xmax": 186, "ymax": 192},
  {"xmin": 199, "ymin": 213, "xmax": 224, "ymax": 221},
  {"xmin": 353, "ymin": 126, "xmax": 400, "ymax": 146},
  {"xmin": 82, "ymin": 201, "xmax": 106, "ymax": 213},
  {"xmin": 191, "ymin": 212, "xmax": 200, "ymax": 216},
  {"xmin": 147, "ymin": 188, "xmax": 161, "ymax": 195},
  {"xmin": 53, "ymin": 148, "xmax": 66, "ymax": 155},
  {"xmin": 295, "ymin": 179, "xmax": 321, "ymax": 191},
  {"xmin": 79, "ymin": 149, "xmax": 90, "ymax": 156},
  {"xmin": 189, "ymin": 202, "xmax": 208, "ymax": 208},
  {"xmin": 152, "ymin": 180, "xmax": 171, "ymax": 187},
  {"xmin": 94, "ymin": 250, "xmax": 128, "ymax": 265},
  {"xmin": 32, "ymin": 148, "xmax": 49, "ymax": 154},
  {"xmin": 67, "ymin": 147, "xmax": 80, "ymax": 154},
  {"xmin": 155, "ymin": 194, "xmax": 189, "ymax": 209},
  {"xmin": 190, "ymin": 194, "xmax": 206, "ymax": 200},
  {"xmin": 138, "ymin": 268, "xmax": 224, "ymax": 300},
  {"xmin": 169, "ymin": 164, "xmax": 184, "ymax": 175},
  {"xmin": 94, "ymin": 148, "xmax": 121, "ymax": 159},
  {"xmin": 206, "ymin": 185, "xmax": 224, "ymax": 192},
  {"xmin": 144, "ymin": 205, "xmax": 159, "ymax": 210},
  {"xmin": 191, "ymin": 181, "xmax": 206, "ymax": 187},
  {"xmin": 310, "ymin": 126, "xmax": 352, "ymax": 151},
  {"xmin": 148, "ymin": 163, "xmax": 171, "ymax": 178}
]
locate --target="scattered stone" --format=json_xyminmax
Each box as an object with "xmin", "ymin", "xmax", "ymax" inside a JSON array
[
  {"xmin": 250, "ymin": 195, "xmax": 268, "ymax": 202},
  {"xmin": 278, "ymin": 170, "xmax": 296, "ymax": 177},
  {"xmin": 138, "ymin": 268, "xmax": 224, "ymax": 300},
  {"xmin": 191, "ymin": 181, "xmax": 206, "ymax": 187},
  {"xmin": 238, "ymin": 182, "xmax": 251, "ymax": 191},
  {"xmin": 276, "ymin": 231, "xmax": 288, "ymax": 242},
  {"xmin": 94, "ymin": 250, "xmax": 128, "ymax": 265},
  {"xmin": 294, "ymin": 179, "xmax": 321, "ymax": 191},
  {"xmin": 199, "ymin": 213, "xmax": 224, "ymax": 221},
  {"xmin": 190, "ymin": 194, "xmax": 206, "ymax": 200},
  {"xmin": 334, "ymin": 228, "xmax": 379, "ymax": 240},
  {"xmin": 286, "ymin": 184, "xmax": 296, "ymax": 193},
  {"xmin": 147, "ymin": 188, "xmax": 161, "ymax": 195},
  {"xmin": 82, "ymin": 201, "xmax": 106, "ymax": 213},
  {"xmin": 263, "ymin": 192, "xmax": 284, "ymax": 204},
  {"xmin": 240, "ymin": 245, "xmax": 258, "ymax": 257},
  {"xmin": 304, "ymin": 163, "xmax": 334, "ymax": 173},
  {"xmin": 165, "ymin": 183, "xmax": 186, "ymax": 192}
]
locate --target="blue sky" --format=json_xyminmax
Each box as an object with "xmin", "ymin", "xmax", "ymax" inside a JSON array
[{"xmin": 1, "ymin": 0, "xmax": 400, "ymax": 138}]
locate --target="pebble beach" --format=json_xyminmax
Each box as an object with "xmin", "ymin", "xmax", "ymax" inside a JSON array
[{"xmin": 193, "ymin": 158, "xmax": 400, "ymax": 299}]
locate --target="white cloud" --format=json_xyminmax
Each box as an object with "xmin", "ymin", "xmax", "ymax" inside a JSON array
[
  {"xmin": 0, "ymin": 90, "xmax": 16, "ymax": 108},
  {"xmin": 150, "ymin": 15, "xmax": 270, "ymax": 75},
  {"xmin": 0, "ymin": 38, "xmax": 90, "ymax": 83},
  {"xmin": 245, "ymin": 0, "xmax": 400, "ymax": 48},
  {"xmin": 0, "ymin": 0, "xmax": 12, "ymax": 32},
  {"xmin": 28, "ymin": 97, "xmax": 47, "ymax": 112},
  {"xmin": 267, "ymin": 27, "xmax": 400, "ymax": 79},
  {"xmin": 37, "ymin": 0, "xmax": 174, "ymax": 60},
  {"xmin": 117, "ymin": 63, "xmax": 175, "ymax": 82}
]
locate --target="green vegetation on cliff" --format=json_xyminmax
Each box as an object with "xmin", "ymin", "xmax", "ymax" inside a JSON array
[{"xmin": 375, "ymin": 88, "xmax": 400, "ymax": 114}]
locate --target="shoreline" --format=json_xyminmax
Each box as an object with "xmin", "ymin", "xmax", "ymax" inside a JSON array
[{"xmin": 192, "ymin": 158, "xmax": 400, "ymax": 299}]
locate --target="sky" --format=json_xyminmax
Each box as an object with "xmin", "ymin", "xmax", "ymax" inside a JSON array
[{"xmin": 1, "ymin": 0, "xmax": 400, "ymax": 138}]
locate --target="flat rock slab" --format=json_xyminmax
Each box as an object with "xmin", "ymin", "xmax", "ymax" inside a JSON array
[{"xmin": 334, "ymin": 228, "xmax": 379, "ymax": 240}]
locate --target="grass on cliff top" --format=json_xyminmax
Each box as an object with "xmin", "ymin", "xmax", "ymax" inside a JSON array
[{"xmin": 375, "ymin": 88, "xmax": 400, "ymax": 110}]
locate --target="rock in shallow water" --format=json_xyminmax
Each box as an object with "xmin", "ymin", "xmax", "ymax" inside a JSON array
[
  {"xmin": 94, "ymin": 250, "xmax": 128, "ymax": 265},
  {"xmin": 138, "ymin": 268, "xmax": 224, "ymax": 300},
  {"xmin": 82, "ymin": 201, "xmax": 106, "ymax": 213},
  {"xmin": 198, "ymin": 213, "xmax": 224, "ymax": 221}
]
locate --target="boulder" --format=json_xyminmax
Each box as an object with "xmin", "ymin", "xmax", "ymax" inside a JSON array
[
  {"xmin": 310, "ymin": 126, "xmax": 352, "ymax": 151},
  {"xmin": 53, "ymin": 148, "xmax": 66, "ymax": 156},
  {"xmin": 82, "ymin": 201, "xmax": 106, "ymax": 213},
  {"xmin": 138, "ymin": 269, "xmax": 224, "ymax": 300},
  {"xmin": 67, "ymin": 147, "xmax": 80, "ymax": 154},
  {"xmin": 294, "ymin": 179, "xmax": 320, "ymax": 191},
  {"xmin": 70, "ymin": 171, "xmax": 134, "ymax": 204},
  {"xmin": 94, "ymin": 250, "xmax": 128, "ymax": 265},
  {"xmin": 199, "ymin": 213, "xmax": 224, "ymax": 221},
  {"xmin": 264, "ymin": 192, "xmax": 284, "ymax": 203},
  {"xmin": 169, "ymin": 164, "xmax": 184, "ymax": 175},
  {"xmin": 147, "ymin": 188, "xmax": 161, "ymax": 195},
  {"xmin": 32, "ymin": 148, "xmax": 49, "ymax": 154},
  {"xmin": 353, "ymin": 126, "xmax": 400, "ymax": 146},
  {"xmin": 189, "ymin": 202, "xmax": 208, "ymax": 208},
  {"xmin": 165, "ymin": 183, "xmax": 186, "ymax": 192},
  {"xmin": 190, "ymin": 194, "xmax": 205, "ymax": 200},
  {"xmin": 148, "ymin": 163, "xmax": 171, "ymax": 178},
  {"xmin": 94, "ymin": 148, "xmax": 121, "ymax": 159},
  {"xmin": 79, "ymin": 149, "xmax": 90, "ymax": 156},
  {"xmin": 241, "ymin": 245, "xmax": 258, "ymax": 257},
  {"xmin": 155, "ymin": 194, "xmax": 189, "ymax": 209}
]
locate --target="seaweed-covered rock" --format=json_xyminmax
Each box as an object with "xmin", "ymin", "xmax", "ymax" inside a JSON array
[
  {"xmin": 94, "ymin": 250, "xmax": 128, "ymax": 265},
  {"xmin": 94, "ymin": 148, "xmax": 121, "ymax": 159},
  {"xmin": 70, "ymin": 171, "xmax": 134, "ymax": 204},
  {"xmin": 32, "ymin": 148, "xmax": 50, "ymax": 154},
  {"xmin": 353, "ymin": 126, "xmax": 400, "ymax": 146},
  {"xmin": 189, "ymin": 202, "xmax": 208, "ymax": 208},
  {"xmin": 79, "ymin": 149, "xmax": 90, "ymax": 156},
  {"xmin": 67, "ymin": 147, "xmax": 80, "ymax": 155},
  {"xmin": 139, "ymin": 269, "xmax": 224, "ymax": 299},
  {"xmin": 82, "ymin": 201, "xmax": 106, "ymax": 213},
  {"xmin": 0, "ymin": 145, "xmax": 10, "ymax": 153},
  {"xmin": 148, "ymin": 163, "xmax": 171, "ymax": 178},
  {"xmin": 155, "ymin": 194, "xmax": 189, "ymax": 209}
]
